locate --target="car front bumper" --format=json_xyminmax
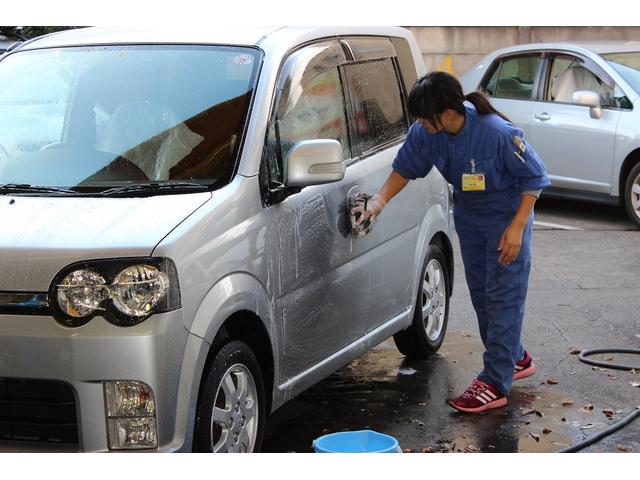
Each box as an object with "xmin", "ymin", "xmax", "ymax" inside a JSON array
[{"xmin": 0, "ymin": 310, "xmax": 203, "ymax": 452}]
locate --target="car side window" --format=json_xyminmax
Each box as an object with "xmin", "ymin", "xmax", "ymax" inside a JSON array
[
  {"xmin": 343, "ymin": 58, "xmax": 408, "ymax": 157},
  {"xmin": 277, "ymin": 67, "xmax": 350, "ymax": 162},
  {"xmin": 483, "ymin": 55, "xmax": 540, "ymax": 100},
  {"xmin": 547, "ymin": 57, "xmax": 615, "ymax": 107}
]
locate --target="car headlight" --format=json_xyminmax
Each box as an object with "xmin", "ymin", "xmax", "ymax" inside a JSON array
[
  {"xmin": 57, "ymin": 270, "xmax": 109, "ymax": 318},
  {"xmin": 111, "ymin": 265, "xmax": 170, "ymax": 317},
  {"xmin": 50, "ymin": 257, "xmax": 180, "ymax": 327}
]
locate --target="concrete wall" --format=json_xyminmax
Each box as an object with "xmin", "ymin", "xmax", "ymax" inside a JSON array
[{"xmin": 406, "ymin": 26, "xmax": 640, "ymax": 77}]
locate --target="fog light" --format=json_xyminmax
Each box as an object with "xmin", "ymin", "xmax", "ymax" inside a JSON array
[
  {"xmin": 107, "ymin": 417, "xmax": 157, "ymax": 450},
  {"xmin": 104, "ymin": 381, "xmax": 157, "ymax": 450}
]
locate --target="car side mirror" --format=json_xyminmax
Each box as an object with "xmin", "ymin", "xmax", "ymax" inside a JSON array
[
  {"xmin": 572, "ymin": 90, "xmax": 602, "ymax": 119},
  {"xmin": 285, "ymin": 139, "xmax": 345, "ymax": 187}
]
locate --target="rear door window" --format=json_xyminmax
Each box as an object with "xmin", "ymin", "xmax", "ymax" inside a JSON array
[
  {"xmin": 482, "ymin": 55, "xmax": 541, "ymax": 100},
  {"xmin": 343, "ymin": 58, "xmax": 408, "ymax": 157}
]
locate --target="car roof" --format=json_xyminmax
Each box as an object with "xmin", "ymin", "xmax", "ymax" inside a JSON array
[
  {"xmin": 490, "ymin": 41, "xmax": 640, "ymax": 57},
  {"xmin": 16, "ymin": 26, "xmax": 412, "ymax": 51}
]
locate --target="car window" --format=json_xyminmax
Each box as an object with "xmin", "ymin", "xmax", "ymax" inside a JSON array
[
  {"xmin": 547, "ymin": 57, "xmax": 615, "ymax": 107},
  {"xmin": 277, "ymin": 67, "xmax": 350, "ymax": 163},
  {"xmin": 0, "ymin": 46, "xmax": 261, "ymax": 189},
  {"xmin": 343, "ymin": 58, "xmax": 408, "ymax": 156},
  {"xmin": 483, "ymin": 55, "xmax": 540, "ymax": 100}
]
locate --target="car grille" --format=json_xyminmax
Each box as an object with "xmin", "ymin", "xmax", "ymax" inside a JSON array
[{"xmin": 0, "ymin": 378, "xmax": 79, "ymax": 446}]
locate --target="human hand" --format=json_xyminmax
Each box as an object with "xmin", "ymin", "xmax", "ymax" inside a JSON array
[
  {"xmin": 349, "ymin": 193, "xmax": 386, "ymax": 238},
  {"xmin": 498, "ymin": 222, "xmax": 524, "ymax": 265},
  {"xmin": 354, "ymin": 193, "xmax": 386, "ymax": 224}
]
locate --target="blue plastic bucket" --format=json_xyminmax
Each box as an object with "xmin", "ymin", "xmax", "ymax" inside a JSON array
[{"xmin": 312, "ymin": 430, "xmax": 400, "ymax": 453}]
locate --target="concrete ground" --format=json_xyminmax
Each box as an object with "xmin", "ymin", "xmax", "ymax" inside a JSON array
[{"xmin": 262, "ymin": 197, "xmax": 640, "ymax": 453}]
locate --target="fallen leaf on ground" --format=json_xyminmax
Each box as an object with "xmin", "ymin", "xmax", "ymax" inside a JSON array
[
  {"xmin": 403, "ymin": 448, "xmax": 416, "ymax": 453},
  {"xmin": 603, "ymin": 409, "xmax": 616, "ymax": 418},
  {"xmin": 581, "ymin": 404, "xmax": 595, "ymax": 412},
  {"xmin": 562, "ymin": 399, "xmax": 574, "ymax": 406},
  {"xmin": 570, "ymin": 349, "xmax": 582, "ymax": 355},
  {"xmin": 529, "ymin": 432, "xmax": 540, "ymax": 442},
  {"xmin": 603, "ymin": 356, "xmax": 614, "ymax": 362},
  {"xmin": 543, "ymin": 428, "xmax": 552, "ymax": 434},
  {"xmin": 547, "ymin": 379, "xmax": 559, "ymax": 385},
  {"xmin": 464, "ymin": 445, "xmax": 479, "ymax": 453},
  {"xmin": 617, "ymin": 445, "xmax": 629, "ymax": 452},
  {"xmin": 522, "ymin": 409, "xmax": 544, "ymax": 417},
  {"xmin": 421, "ymin": 447, "xmax": 436, "ymax": 453},
  {"xmin": 461, "ymin": 331, "xmax": 472, "ymax": 337}
]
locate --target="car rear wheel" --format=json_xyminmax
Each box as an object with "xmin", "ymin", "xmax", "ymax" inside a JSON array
[
  {"xmin": 393, "ymin": 244, "xmax": 450, "ymax": 359},
  {"xmin": 624, "ymin": 162, "xmax": 640, "ymax": 228},
  {"xmin": 194, "ymin": 340, "xmax": 265, "ymax": 452}
]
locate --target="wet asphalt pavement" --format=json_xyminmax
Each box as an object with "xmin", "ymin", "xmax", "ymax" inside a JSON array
[{"xmin": 262, "ymin": 197, "xmax": 640, "ymax": 453}]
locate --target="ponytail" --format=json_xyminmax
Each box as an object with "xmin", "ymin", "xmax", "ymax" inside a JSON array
[
  {"xmin": 408, "ymin": 72, "xmax": 513, "ymax": 127},
  {"xmin": 465, "ymin": 91, "xmax": 512, "ymax": 124}
]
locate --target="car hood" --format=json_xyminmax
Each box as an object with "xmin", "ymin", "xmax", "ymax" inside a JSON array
[{"xmin": 0, "ymin": 192, "xmax": 211, "ymax": 291}]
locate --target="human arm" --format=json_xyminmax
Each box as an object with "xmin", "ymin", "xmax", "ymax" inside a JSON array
[{"xmin": 352, "ymin": 169, "xmax": 409, "ymax": 227}]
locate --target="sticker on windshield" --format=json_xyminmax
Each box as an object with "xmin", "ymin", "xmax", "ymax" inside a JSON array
[{"xmin": 233, "ymin": 54, "xmax": 253, "ymax": 65}]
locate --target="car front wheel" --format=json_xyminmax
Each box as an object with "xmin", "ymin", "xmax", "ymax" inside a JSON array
[
  {"xmin": 624, "ymin": 162, "xmax": 640, "ymax": 228},
  {"xmin": 393, "ymin": 244, "xmax": 450, "ymax": 359},
  {"xmin": 193, "ymin": 340, "xmax": 265, "ymax": 452}
]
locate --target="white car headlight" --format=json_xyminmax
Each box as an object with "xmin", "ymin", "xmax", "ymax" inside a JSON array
[
  {"xmin": 51, "ymin": 258, "xmax": 181, "ymax": 327},
  {"xmin": 111, "ymin": 265, "xmax": 170, "ymax": 317},
  {"xmin": 56, "ymin": 270, "xmax": 108, "ymax": 319}
]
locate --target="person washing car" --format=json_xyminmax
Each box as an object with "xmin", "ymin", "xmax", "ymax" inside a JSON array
[{"xmin": 352, "ymin": 71, "xmax": 550, "ymax": 413}]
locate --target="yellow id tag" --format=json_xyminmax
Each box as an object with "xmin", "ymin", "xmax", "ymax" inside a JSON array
[{"xmin": 462, "ymin": 173, "xmax": 486, "ymax": 191}]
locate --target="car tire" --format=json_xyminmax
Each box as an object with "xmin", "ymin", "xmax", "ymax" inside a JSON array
[
  {"xmin": 193, "ymin": 340, "xmax": 266, "ymax": 452},
  {"xmin": 624, "ymin": 162, "xmax": 640, "ymax": 228},
  {"xmin": 393, "ymin": 244, "xmax": 450, "ymax": 359}
]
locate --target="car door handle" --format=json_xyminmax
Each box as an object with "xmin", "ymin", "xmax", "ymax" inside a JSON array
[{"xmin": 534, "ymin": 112, "xmax": 551, "ymax": 121}]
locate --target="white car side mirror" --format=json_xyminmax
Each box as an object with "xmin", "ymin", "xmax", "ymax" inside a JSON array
[
  {"xmin": 572, "ymin": 90, "xmax": 602, "ymax": 119},
  {"xmin": 286, "ymin": 139, "xmax": 346, "ymax": 187}
]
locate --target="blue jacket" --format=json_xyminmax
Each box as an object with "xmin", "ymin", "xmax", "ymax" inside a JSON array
[{"xmin": 392, "ymin": 105, "xmax": 551, "ymax": 214}]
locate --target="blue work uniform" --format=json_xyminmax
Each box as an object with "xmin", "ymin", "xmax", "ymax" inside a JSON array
[{"xmin": 393, "ymin": 104, "xmax": 550, "ymax": 395}]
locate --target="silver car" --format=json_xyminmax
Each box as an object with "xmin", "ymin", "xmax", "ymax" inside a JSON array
[
  {"xmin": 460, "ymin": 41, "xmax": 640, "ymax": 227},
  {"xmin": 0, "ymin": 27, "xmax": 454, "ymax": 452}
]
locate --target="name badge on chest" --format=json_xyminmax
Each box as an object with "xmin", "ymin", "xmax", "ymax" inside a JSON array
[{"xmin": 462, "ymin": 159, "xmax": 486, "ymax": 191}]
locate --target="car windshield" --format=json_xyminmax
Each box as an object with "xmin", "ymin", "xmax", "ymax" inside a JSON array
[
  {"xmin": 0, "ymin": 45, "xmax": 261, "ymax": 193},
  {"xmin": 602, "ymin": 52, "xmax": 640, "ymax": 95}
]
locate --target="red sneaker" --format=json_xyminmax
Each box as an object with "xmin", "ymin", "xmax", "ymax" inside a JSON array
[
  {"xmin": 513, "ymin": 351, "xmax": 536, "ymax": 380},
  {"xmin": 448, "ymin": 379, "xmax": 507, "ymax": 413}
]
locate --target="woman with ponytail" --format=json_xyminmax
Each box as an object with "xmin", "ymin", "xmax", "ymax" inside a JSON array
[{"xmin": 353, "ymin": 71, "xmax": 550, "ymax": 413}]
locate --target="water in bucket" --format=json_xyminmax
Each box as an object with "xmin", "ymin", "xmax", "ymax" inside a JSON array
[{"xmin": 312, "ymin": 429, "xmax": 400, "ymax": 453}]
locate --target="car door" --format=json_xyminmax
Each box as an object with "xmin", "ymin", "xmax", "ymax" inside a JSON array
[
  {"xmin": 261, "ymin": 40, "xmax": 373, "ymax": 382},
  {"xmin": 480, "ymin": 53, "xmax": 543, "ymax": 138},
  {"xmin": 338, "ymin": 37, "xmax": 418, "ymax": 332},
  {"xmin": 528, "ymin": 53, "xmax": 621, "ymax": 193}
]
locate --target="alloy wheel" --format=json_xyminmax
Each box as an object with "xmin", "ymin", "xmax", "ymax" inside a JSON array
[
  {"xmin": 630, "ymin": 172, "xmax": 640, "ymax": 222},
  {"xmin": 210, "ymin": 363, "xmax": 259, "ymax": 452},
  {"xmin": 421, "ymin": 258, "xmax": 447, "ymax": 341}
]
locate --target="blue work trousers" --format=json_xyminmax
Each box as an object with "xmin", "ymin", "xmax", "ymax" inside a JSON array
[{"xmin": 454, "ymin": 204, "xmax": 532, "ymax": 395}]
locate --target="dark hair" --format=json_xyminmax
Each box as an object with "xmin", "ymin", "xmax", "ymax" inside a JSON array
[{"xmin": 408, "ymin": 71, "xmax": 511, "ymax": 125}]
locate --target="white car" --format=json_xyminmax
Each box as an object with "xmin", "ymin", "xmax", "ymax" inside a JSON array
[{"xmin": 460, "ymin": 41, "xmax": 640, "ymax": 227}]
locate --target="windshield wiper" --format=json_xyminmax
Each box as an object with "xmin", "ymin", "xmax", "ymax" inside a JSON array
[
  {"xmin": 99, "ymin": 182, "xmax": 210, "ymax": 197},
  {"xmin": 0, "ymin": 183, "xmax": 78, "ymax": 195}
]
